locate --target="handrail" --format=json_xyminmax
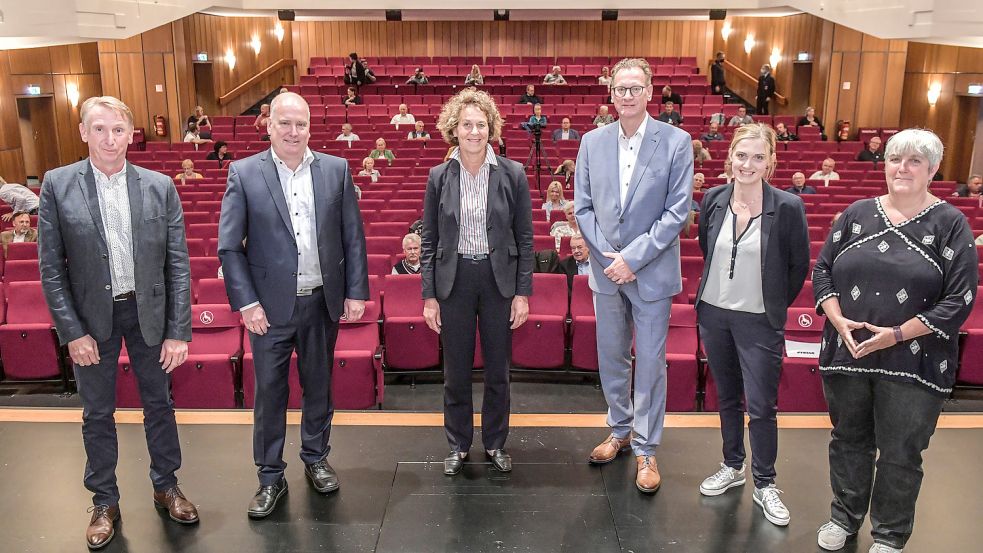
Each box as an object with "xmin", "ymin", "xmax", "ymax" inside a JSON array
[
  {"xmin": 723, "ymin": 60, "xmax": 788, "ymax": 106},
  {"xmin": 218, "ymin": 58, "xmax": 298, "ymax": 107}
]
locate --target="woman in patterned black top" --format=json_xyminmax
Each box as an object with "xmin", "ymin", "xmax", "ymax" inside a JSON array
[{"xmin": 812, "ymin": 128, "xmax": 978, "ymax": 552}]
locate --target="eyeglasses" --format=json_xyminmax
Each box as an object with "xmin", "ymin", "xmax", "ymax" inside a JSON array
[{"xmin": 611, "ymin": 85, "xmax": 647, "ymax": 98}]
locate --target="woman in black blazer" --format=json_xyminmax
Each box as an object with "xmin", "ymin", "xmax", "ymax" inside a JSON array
[
  {"xmin": 420, "ymin": 88, "xmax": 534, "ymax": 476},
  {"xmin": 693, "ymin": 124, "xmax": 810, "ymax": 526}
]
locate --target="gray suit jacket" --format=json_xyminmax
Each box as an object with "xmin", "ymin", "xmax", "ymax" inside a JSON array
[
  {"xmin": 38, "ymin": 160, "xmax": 192, "ymax": 346},
  {"xmin": 574, "ymin": 115, "xmax": 694, "ymax": 301}
]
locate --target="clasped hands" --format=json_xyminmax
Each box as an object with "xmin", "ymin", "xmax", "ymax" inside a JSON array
[
  {"xmin": 602, "ymin": 252, "xmax": 636, "ymax": 285},
  {"xmin": 830, "ymin": 316, "xmax": 898, "ymax": 359}
]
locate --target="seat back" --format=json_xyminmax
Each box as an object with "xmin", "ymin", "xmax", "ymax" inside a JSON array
[
  {"xmin": 189, "ymin": 304, "xmax": 242, "ymax": 355},
  {"xmin": 4, "ymin": 281, "xmax": 52, "ymax": 324},
  {"xmin": 529, "ymin": 273, "xmax": 569, "ymax": 316},
  {"xmin": 382, "ymin": 274, "xmax": 425, "ymax": 317}
]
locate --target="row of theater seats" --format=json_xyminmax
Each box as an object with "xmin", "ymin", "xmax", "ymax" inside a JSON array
[{"xmin": 310, "ymin": 55, "xmax": 699, "ymax": 66}]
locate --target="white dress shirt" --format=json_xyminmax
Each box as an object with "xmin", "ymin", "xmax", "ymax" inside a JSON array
[
  {"xmin": 618, "ymin": 116, "xmax": 648, "ymax": 207},
  {"xmin": 92, "ymin": 162, "xmax": 135, "ymax": 296},
  {"xmin": 389, "ymin": 114, "xmax": 416, "ymax": 127},
  {"xmin": 273, "ymin": 148, "xmax": 323, "ymax": 292},
  {"xmin": 451, "ymin": 145, "xmax": 497, "ymax": 255},
  {"xmin": 12, "ymin": 232, "xmax": 27, "ymax": 243}
]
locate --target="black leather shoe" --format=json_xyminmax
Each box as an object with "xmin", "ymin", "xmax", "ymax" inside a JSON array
[
  {"xmin": 247, "ymin": 477, "xmax": 288, "ymax": 519},
  {"xmin": 305, "ymin": 459, "xmax": 340, "ymax": 493},
  {"xmin": 486, "ymin": 449, "xmax": 512, "ymax": 472},
  {"xmin": 443, "ymin": 451, "xmax": 467, "ymax": 476}
]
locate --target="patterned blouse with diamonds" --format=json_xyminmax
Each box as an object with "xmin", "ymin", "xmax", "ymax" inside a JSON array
[{"xmin": 813, "ymin": 197, "xmax": 979, "ymax": 396}]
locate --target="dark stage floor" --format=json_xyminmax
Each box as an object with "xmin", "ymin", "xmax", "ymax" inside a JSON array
[{"xmin": 2, "ymin": 421, "xmax": 980, "ymax": 552}]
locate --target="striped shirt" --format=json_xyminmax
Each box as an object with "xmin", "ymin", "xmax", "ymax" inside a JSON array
[
  {"xmin": 451, "ymin": 145, "xmax": 498, "ymax": 255},
  {"xmin": 92, "ymin": 162, "xmax": 135, "ymax": 296}
]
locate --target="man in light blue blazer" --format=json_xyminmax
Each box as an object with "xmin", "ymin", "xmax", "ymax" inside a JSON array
[{"xmin": 574, "ymin": 58, "xmax": 693, "ymax": 494}]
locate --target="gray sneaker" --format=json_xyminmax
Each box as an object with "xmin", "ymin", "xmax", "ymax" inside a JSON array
[
  {"xmin": 817, "ymin": 521, "xmax": 852, "ymax": 550},
  {"xmin": 699, "ymin": 462, "xmax": 746, "ymax": 496},
  {"xmin": 752, "ymin": 484, "xmax": 790, "ymax": 526},
  {"xmin": 869, "ymin": 544, "xmax": 902, "ymax": 553}
]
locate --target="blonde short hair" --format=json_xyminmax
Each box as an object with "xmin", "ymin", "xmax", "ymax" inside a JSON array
[
  {"xmin": 80, "ymin": 96, "xmax": 134, "ymax": 128},
  {"xmin": 436, "ymin": 88, "xmax": 503, "ymax": 146},
  {"xmin": 728, "ymin": 123, "xmax": 778, "ymax": 181},
  {"xmin": 402, "ymin": 233, "xmax": 422, "ymax": 248},
  {"xmin": 610, "ymin": 58, "xmax": 653, "ymax": 86},
  {"xmin": 546, "ymin": 181, "xmax": 566, "ymax": 202},
  {"xmin": 181, "ymin": 159, "xmax": 195, "ymax": 170}
]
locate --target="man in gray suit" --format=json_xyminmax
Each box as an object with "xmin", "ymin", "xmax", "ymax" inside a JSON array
[
  {"xmin": 575, "ymin": 58, "xmax": 693, "ymax": 494},
  {"xmin": 38, "ymin": 96, "xmax": 198, "ymax": 550},
  {"xmin": 218, "ymin": 92, "xmax": 369, "ymax": 519}
]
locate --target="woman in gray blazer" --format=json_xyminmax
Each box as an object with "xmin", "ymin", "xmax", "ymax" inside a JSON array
[{"xmin": 694, "ymin": 124, "xmax": 810, "ymax": 526}]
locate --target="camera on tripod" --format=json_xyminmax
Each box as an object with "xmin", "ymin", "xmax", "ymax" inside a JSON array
[{"xmin": 528, "ymin": 123, "xmax": 543, "ymax": 137}]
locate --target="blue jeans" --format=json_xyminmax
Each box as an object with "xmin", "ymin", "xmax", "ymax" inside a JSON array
[{"xmin": 822, "ymin": 373, "xmax": 944, "ymax": 549}]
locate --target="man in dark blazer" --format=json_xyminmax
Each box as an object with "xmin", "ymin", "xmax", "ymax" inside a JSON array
[
  {"xmin": 38, "ymin": 96, "xmax": 197, "ymax": 550},
  {"xmin": 553, "ymin": 234, "xmax": 591, "ymax": 289},
  {"xmin": 756, "ymin": 64, "xmax": 776, "ymax": 115},
  {"xmin": 552, "ymin": 118, "xmax": 581, "ymax": 142},
  {"xmin": 218, "ymin": 92, "xmax": 369, "ymax": 519},
  {"xmin": 0, "ymin": 211, "xmax": 37, "ymax": 254}
]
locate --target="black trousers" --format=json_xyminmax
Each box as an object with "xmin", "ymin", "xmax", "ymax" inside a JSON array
[
  {"xmin": 697, "ymin": 303, "xmax": 784, "ymax": 488},
  {"xmin": 75, "ymin": 297, "xmax": 181, "ymax": 506},
  {"xmin": 822, "ymin": 373, "xmax": 944, "ymax": 549},
  {"xmin": 756, "ymin": 96, "xmax": 770, "ymax": 115},
  {"xmin": 250, "ymin": 288, "xmax": 339, "ymax": 485},
  {"xmin": 439, "ymin": 257, "xmax": 513, "ymax": 452}
]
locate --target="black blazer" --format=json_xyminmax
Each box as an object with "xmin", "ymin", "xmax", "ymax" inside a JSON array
[
  {"xmin": 757, "ymin": 73, "xmax": 776, "ymax": 99},
  {"xmin": 695, "ymin": 182, "xmax": 810, "ymax": 330},
  {"xmin": 554, "ymin": 256, "xmax": 580, "ymax": 289},
  {"xmin": 421, "ymin": 156, "xmax": 534, "ymax": 301}
]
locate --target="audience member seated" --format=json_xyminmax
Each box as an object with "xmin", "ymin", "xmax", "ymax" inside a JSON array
[
  {"xmin": 406, "ymin": 67, "xmax": 429, "ymax": 85},
  {"xmin": 692, "ymin": 139, "xmax": 711, "ymax": 165},
  {"xmin": 541, "ymin": 181, "xmax": 569, "ymax": 220},
  {"xmin": 407, "ymin": 120, "xmax": 430, "ymax": 140},
  {"xmin": 834, "ymin": 120, "xmax": 851, "ymax": 142},
  {"xmin": 797, "ymin": 106, "xmax": 825, "ymax": 137},
  {"xmin": 1, "ymin": 211, "xmax": 37, "ymax": 254},
  {"xmin": 205, "ymin": 141, "xmax": 233, "ymax": 168},
  {"xmin": 359, "ymin": 157, "xmax": 381, "ymax": 183},
  {"xmin": 717, "ymin": 159, "xmax": 734, "ymax": 183},
  {"xmin": 187, "ymin": 106, "xmax": 211, "ymax": 138},
  {"xmin": 278, "ymin": 86, "xmax": 290, "ymax": 95},
  {"xmin": 808, "ymin": 158, "xmax": 840, "ymax": 184},
  {"xmin": 785, "ymin": 172, "xmax": 817, "ymax": 195},
  {"xmin": 392, "ymin": 233, "xmax": 422, "ymax": 275},
  {"xmin": 728, "ymin": 105, "xmax": 754, "ymax": 127},
  {"xmin": 183, "ymin": 122, "xmax": 212, "ymax": 148},
  {"xmin": 543, "ymin": 66, "xmax": 567, "ymax": 85},
  {"xmin": 253, "ymin": 103, "xmax": 270, "ymax": 130},
  {"xmin": 175, "ymin": 159, "xmax": 204, "ymax": 183},
  {"xmin": 593, "ymin": 105, "xmax": 615, "ymax": 127},
  {"xmin": 518, "ymin": 84, "xmax": 543, "ymax": 105},
  {"xmin": 953, "ymin": 174, "xmax": 982, "ymax": 198},
  {"xmin": 390, "ymin": 104, "xmax": 416, "ymax": 128},
  {"xmin": 775, "ymin": 122, "xmax": 798, "ymax": 142},
  {"xmin": 369, "ymin": 138, "xmax": 395, "ymax": 162},
  {"xmin": 693, "ymin": 172, "xmax": 706, "ymax": 193},
  {"xmin": 554, "ymin": 159, "xmax": 575, "ymax": 188},
  {"xmin": 552, "ymin": 118, "xmax": 581, "ymax": 142},
  {"xmin": 360, "ymin": 59, "xmax": 377, "ymax": 84},
  {"xmin": 598, "ymin": 66, "xmax": 612, "ymax": 86},
  {"xmin": 0, "ymin": 178, "xmax": 39, "ymax": 218},
  {"xmin": 550, "ymin": 203, "xmax": 580, "ymax": 248},
  {"xmin": 336, "ymin": 123, "xmax": 360, "ymax": 143},
  {"xmin": 553, "ymin": 234, "xmax": 590, "ymax": 288},
  {"xmin": 700, "ymin": 121, "xmax": 725, "ymax": 142},
  {"xmin": 660, "ymin": 85, "xmax": 683, "ymax": 106},
  {"xmin": 521, "ymin": 103, "xmax": 548, "ymax": 133},
  {"xmin": 856, "ymin": 135, "xmax": 884, "ymax": 163},
  {"xmin": 464, "ymin": 64, "xmax": 484, "ymax": 85},
  {"xmin": 656, "ymin": 101, "xmax": 683, "ymax": 126},
  {"xmin": 342, "ymin": 86, "xmax": 362, "ymax": 106}
]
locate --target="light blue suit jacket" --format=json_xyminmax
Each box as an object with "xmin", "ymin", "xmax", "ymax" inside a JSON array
[{"xmin": 574, "ymin": 115, "xmax": 693, "ymax": 301}]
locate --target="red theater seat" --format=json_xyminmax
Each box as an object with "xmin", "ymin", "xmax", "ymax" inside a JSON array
[
  {"xmin": 512, "ymin": 273, "xmax": 568, "ymax": 369},
  {"xmin": 169, "ymin": 304, "xmax": 242, "ymax": 408},
  {"xmin": 382, "ymin": 274, "xmax": 439, "ymax": 370},
  {"xmin": 569, "ymin": 275, "xmax": 598, "ymax": 371},
  {"xmin": 0, "ymin": 281, "xmax": 63, "ymax": 382},
  {"xmin": 778, "ymin": 307, "xmax": 828, "ymax": 412},
  {"xmin": 666, "ymin": 304, "xmax": 699, "ymax": 411}
]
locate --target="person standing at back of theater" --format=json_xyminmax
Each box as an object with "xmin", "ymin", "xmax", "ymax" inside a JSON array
[
  {"xmin": 38, "ymin": 95, "xmax": 198, "ymax": 550},
  {"xmin": 218, "ymin": 92, "xmax": 369, "ymax": 519},
  {"xmin": 574, "ymin": 57, "xmax": 693, "ymax": 494}
]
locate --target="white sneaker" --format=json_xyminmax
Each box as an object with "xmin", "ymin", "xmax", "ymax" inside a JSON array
[
  {"xmin": 699, "ymin": 462, "xmax": 746, "ymax": 496},
  {"xmin": 869, "ymin": 544, "xmax": 902, "ymax": 553},
  {"xmin": 817, "ymin": 521, "xmax": 852, "ymax": 550},
  {"xmin": 752, "ymin": 484, "xmax": 790, "ymax": 526}
]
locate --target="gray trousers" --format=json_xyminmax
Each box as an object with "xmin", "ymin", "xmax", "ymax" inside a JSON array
[{"xmin": 593, "ymin": 281, "xmax": 671, "ymax": 456}]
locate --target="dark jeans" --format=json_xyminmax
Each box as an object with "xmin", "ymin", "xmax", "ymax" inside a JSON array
[
  {"xmin": 439, "ymin": 257, "xmax": 512, "ymax": 452},
  {"xmin": 75, "ymin": 297, "xmax": 182, "ymax": 506},
  {"xmin": 697, "ymin": 303, "xmax": 784, "ymax": 488},
  {"xmin": 822, "ymin": 373, "xmax": 944, "ymax": 549}
]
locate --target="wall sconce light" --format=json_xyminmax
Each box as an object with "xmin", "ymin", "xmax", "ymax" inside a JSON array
[
  {"xmin": 250, "ymin": 35, "xmax": 262, "ymax": 55},
  {"xmin": 721, "ymin": 22, "xmax": 732, "ymax": 40},
  {"xmin": 744, "ymin": 33, "xmax": 755, "ymax": 55},
  {"xmin": 66, "ymin": 83, "xmax": 80, "ymax": 107},
  {"xmin": 769, "ymin": 48, "xmax": 781, "ymax": 70},
  {"xmin": 927, "ymin": 82, "xmax": 942, "ymax": 106},
  {"xmin": 274, "ymin": 22, "xmax": 284, "ymax": 42},
  {"xmin": 225, "ymin": 48, "xmax": 236, "ymax": 70}
]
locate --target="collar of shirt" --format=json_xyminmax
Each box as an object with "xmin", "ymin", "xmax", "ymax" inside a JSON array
[
  {"xmin": 271, "ymin": 147, "xmax": 315, "ymax": 175},
  {"xmin": 450, "ymin": 144, "xmax": 498, "ymax": 167},
  {"xmin": 91, "ymin": 161, "xmax": 127, "ymax": 187},
  {"xmin": 618, "ymin": 114, "xmax": 649, "ymax": 143}
]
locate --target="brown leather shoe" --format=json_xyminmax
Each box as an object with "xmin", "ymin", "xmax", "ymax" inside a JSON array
[
  {"xmin": 635, "ymin": 455, "xmax": 661, "ymax": 493},
  {"xmin": 153, "ymin": 486, "xmax": 200, "ymax": 524},
  {"xmin": 86, "ymin": 504, "xmax": 119, "ymax": 550},
  {"xmin": 589, "ymin": 434, "xmax": 632, "ymax": 464}
]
